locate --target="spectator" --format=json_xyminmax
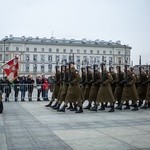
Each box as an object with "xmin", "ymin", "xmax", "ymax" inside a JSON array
[
  {"xmin": 20, "ymin": 76, "xmax": 27, "ymax": 101},
  {"xmin": 42, "ymin": 78, "xmax": 49, "ymax": 101},
  {"xmin": 13, "ymin": 77, "xmax": 20, "ymax": 101},
  {"xmin": 36, "ymin": 75, "xmax": 42, "ymax": 101}
]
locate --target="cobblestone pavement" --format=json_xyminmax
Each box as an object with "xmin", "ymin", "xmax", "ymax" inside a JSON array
[{"xmin": 1, "ymin": 100, "xmax": 150, "ymax": 150}]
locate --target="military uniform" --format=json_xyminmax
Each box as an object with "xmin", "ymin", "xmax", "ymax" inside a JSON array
[
  {"xmin": 114, "ymin": 67, "xmax": 124, "ymax": 108},
  {"xmin": 141, "ymin": 72, "xmax": 150, "ymax": 109},
  {"xmin": 0, "ymin": 83, "xmax": 3, "ymax": 113},
  {"xmin": 120, "ymin": 70, "xmax": 139, "ymax": 110},
  {"xmin": 45, "ymin": 68, "xmax": 61, "ymax": 107},
  {"xmin": 58, "ymin": 64, "xmax": 83, "ymax": 113},
  {"xmin": 137, "ymin": 71, "xmax": 148, "ymax": 106},
  {"xmin": 88, "ymin": 65, "xmax": 100, "ymax": 109}
]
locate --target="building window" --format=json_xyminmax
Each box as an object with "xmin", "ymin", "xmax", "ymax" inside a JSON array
[
  {"xmin": 118, "ymin": 57, "xmax": 122, "ymax": 64},
  {"xmin": 48, "ymin": 55, "xmax": 52, "ymax": 62},
  {"xmin": 6, "ymin": 47, "xmax": 9, "ymax": 51},
  {"xmin": 90, "ymin": 50, "xmax": 93, "ymax": 54},
  {"xmin": 0, "ymin": 47, "xmax": 2, "ymax": 51},
  {"xmin": 118, "ymin": 51, "xmax": 121, "ymax": 55},
  {"xmin": 49, "ymin": 48, "xmax": 52, "ymax": 52},
  {"xmin": 96, "ymin": 56, "xmax": 100, "ymax": 63},
  {"xmin": 48, "ymin": 64, "xmax": 52, "ymax": 72},
  {"xmin": 110, "ymin": 51, "xmax": 112, "ymax": 54},
  {"xmin": 5, "ymin": 54, "xmax": 9, "ymax": 61},
  {"xmin": 90, "ymin": 56, "xmax": 94, "ymax": 64},
  {"xmin": 62, "ymin": 55, "xmax": 67, "ymax": 62},
  {"xmin": 41, "ymin": 48, "xmax": 44, "ymax": 52},
  {"xmin": 97, "ymin": 50, "xmax": 99, "ymax": 54},
  {"xmin": 25, "ymin": 64, "xmax": 29, "ymax": 72},
  {"xmin": 34, "ymin": 48, "xmax": 37, "ymax": 52},
  {"xmin": 56, "ymin": 49, "xmax": 59, "ymax": 53},
  {"xmin": 84, "ymin": 50, "xmax": 86, "ymax": 54},
  {"xmin": 41, "ymin": 65, "xmax": 44, "ymax": 72},
  {"xmin": 70, "ymin": 49, "xmax": 73, "ymax": 53},
  {"xmin": 16, "ymin": 47, "xmax": 19, "ymax": 51},
  {"xmin": 103, "ymin": 51, "xmax": 106, "ymax": 54},
  {"xmin": 63, "ymin": 49, "xmax": 66, "ymax": 53},
  {"xmin": 25, "ymin": 54, "xmax": 30, "ymax": 62},
  {"xmin": 56, "ymin": 55, "xmax": 60, "ymax": 62},
  {"xmin": 0, "ymin": 54, "xmax": 2, "ymax": 61},
  {"xmin": 33, "ymin": 55, "xmax": 37, "ymax": 62},
  {"xmin": 41, "ymin": 55, "xmax": 45, "ymax": 62},
  {"xmin": 77, "ymin": 49, "xmax": 80, "ymax": 53},
  {"xmin": 109, "ymin": 57, "xmax": 113, "ymax": 66},
  {"xmin": 33, "ymin": 64, "xmax": 37, "ymax": 72},
  {"xmin": 26, "ymin": 47, "xmax": 29, "ymax": 52}
]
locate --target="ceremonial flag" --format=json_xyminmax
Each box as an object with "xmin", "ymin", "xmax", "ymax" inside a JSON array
[{"xmin": 1, "ymin": 56, "xmax": 19, "ymax": 82}]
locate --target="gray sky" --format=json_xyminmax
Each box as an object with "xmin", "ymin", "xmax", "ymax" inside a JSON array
[{"xmin": 0, "ymin": 0, "xmax": 150, "ymax": 65}]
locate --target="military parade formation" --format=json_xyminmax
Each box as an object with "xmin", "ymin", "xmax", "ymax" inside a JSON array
[
  {"xmin": 0, "ymin": 57, "xmax": 150, "ymax": 114},
  {"xmin": 45, "ymin": 58, "xmax": 150, "ymax": 114}
]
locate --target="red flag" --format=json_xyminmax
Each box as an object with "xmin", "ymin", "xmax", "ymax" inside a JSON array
[{"xmin": 2, "ymin": 56, "xmax": 19, "ymax": 82}]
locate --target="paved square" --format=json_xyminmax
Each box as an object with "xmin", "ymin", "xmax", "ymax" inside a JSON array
[{"xmin": 1, "ymin": 101, "xmax": 150, "ymax": 150}]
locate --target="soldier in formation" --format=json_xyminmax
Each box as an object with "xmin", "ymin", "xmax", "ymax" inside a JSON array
[{"xmin": 46, "ymin": 60, "xmax": 150, "ymax": 113}]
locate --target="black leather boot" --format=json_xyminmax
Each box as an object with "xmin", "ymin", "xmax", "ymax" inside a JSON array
[
  {"xmin": 140, "ymin": 104, "xmax": 148, "ymax": 109},
  {"xmin": 0, "ymin": 101, "xmax": 3, "ymax": 114},
  {"xmin": 45, "ymin": 101, "xmax": 53, "ymax": 107},
  {"xmin": 57, "ymin": 105, "xmax": 66, "ymax": 112},
  {"xmin": 124, "ymin": 103, "xmax": 130, "ymax": 109},
  {"xmin": 108, "ymin": 105, "xmax": 115, "ymax": 112},
  {"xmin": 116, "ymin": 103, "xmax": 122, "ymax": 110},
  {"xmin": 51, "ymin": 102, "xmax": 58, "ymax": 109},
  {"xmin": 90, "ymin": 104, "xmax": 97, "ymax": 111},
  {"xmin": 99, "ymin": 103, "xmax": 105, "ymax": 110},
  {"xmin": 53, "ymin": 103, "xmax": 61, "ymax": 110},
  {"xmin": 70, "ymin": 104, "xmax": 77, "ymax": 111},
  {"xmin": 132, "ymin": 104, "xmax": 139, "ymax": 111},
  {"xmin": 76, "ymin": 106, "xmax": 83, "ymax": 113}
]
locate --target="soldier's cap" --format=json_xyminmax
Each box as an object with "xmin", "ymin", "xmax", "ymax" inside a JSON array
[
  {"xmin": 116, "ymin": 66, "xmax": 121, "ymax": 68},
  {"xmin": 109, "ymin": 66, "xmax": 114, "ymax": 69},
  {"xmin": 93, "ymin": 64, "xmax": 98, "ymax": 67}
]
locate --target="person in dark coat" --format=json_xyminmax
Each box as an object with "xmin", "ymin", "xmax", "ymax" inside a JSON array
[
  {"xmin": 13, "ymin": 77, "xmax": 20, "ymax": 101},
  {"xmin": 0, "ymin": 83, "xmax": 3, "ymax": 113},
  {"xmin": 27, "ymin": 75, "xmax": 35, "ymax": 101},
  {"xmin": 36, "ymin": 75, "xmax": 42, "ymax": 101},
  {"xmin": 20, "ymin": 76, "xmax": 27, "ymax": 101},
  {"xmin": 3, "ymin": 76, "xmax": 11, "ymax": 102}
]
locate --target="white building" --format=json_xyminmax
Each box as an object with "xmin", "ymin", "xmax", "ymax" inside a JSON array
[{"xmin": 0, "ymin": 35, "xmax": 131, "ymax": 77}]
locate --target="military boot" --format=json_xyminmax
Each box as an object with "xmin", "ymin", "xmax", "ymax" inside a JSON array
[
  {"xmin": 70, "ymin": 104, "xmax": 77, "ymax": 111},
  {"xmin": 148, "ymin": 102, "xmax": 150, "ymax": 108},
  {"xmin": 83, "ymin": 102, "xmax": 91, "ymax": 110},
  {"xmin": 67, "ymin": 103, "xmax": 73, "ymax": 110},
  {"xmin": 137, "ymin": 100, "xmax": 143, "ymax": 107},
  {"xmin": 124, "ymin": 103, "xmax": 130, "ymax": 109},
  {"xmin": 51, "ymin": 102, "xmax": 58, "ymax": 109},
  {"xmin": 90, "ymin": 104, "xmax": 97, "ymax": 111},
  {"xmin": 116, "ymin": 104, "xmax": 122, "ymax": 110},
  {"xmin": 53, "ymin": 103, "xmax": 61, "ymax": 110},
  {"xmin": 76, "ymin": 106, "xmax": 83, "ymax": 113},
  {"xmin": 99, "ymin": 103, "xmax": 105, "ymax": 110},
  {"xmin": 45, "ymin": 101, "xmax": 52, "ymax": 107},
  {"xmin": 140, "ymin": 104, "xmax": 148, "ymax": 109},
  {"xmin": 132, "ymin": 104, "xmax": 139, "ymax": 111},
  {"xmin": 0, "ymin": 101, "xmax": 3, "ymax": 114},
  {"xmin": 57, "ymin": 105, "xmax": 66, "ymax": 112},
  {"xmin": 108, "ymin": 105, "xmax": 115, "ymax": 112}
]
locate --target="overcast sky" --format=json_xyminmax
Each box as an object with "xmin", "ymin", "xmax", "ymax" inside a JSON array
[{"xmin": 0, "ymin": 0, "xmax": 150, "ymax": 65}]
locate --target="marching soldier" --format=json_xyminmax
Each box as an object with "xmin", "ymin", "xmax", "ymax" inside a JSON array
[
  {"xmin": 87, "ymin": 64, "xmax": 100, "ymax": 110},
  {"xmin": 45, "ymin": 65, "xmax": 61, "ymax": 107},
  {"xmin": 58, "ymin": 61, "xmax": 83, "ymax": 113},
  {"xmin": 114, "ymin": 66, "xmax": 124, "ymax": 109},
  {"xmin": 137, "ymin": 67, "xmax": 148, "ymax": 107},
  {"xmin": 118, "ymin": 67, "xmax": 139, "ymax": 111},
  {"xmin": 141, "ymin": 66, "xmax": 150, "ymax": 109},
  {"xmin": 83, "ymin": 65, "xmax": 93, "ymax": 109},
  {"xmin": 91, "ymin": 63, "xmax": 115, "ymax": 112}
]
